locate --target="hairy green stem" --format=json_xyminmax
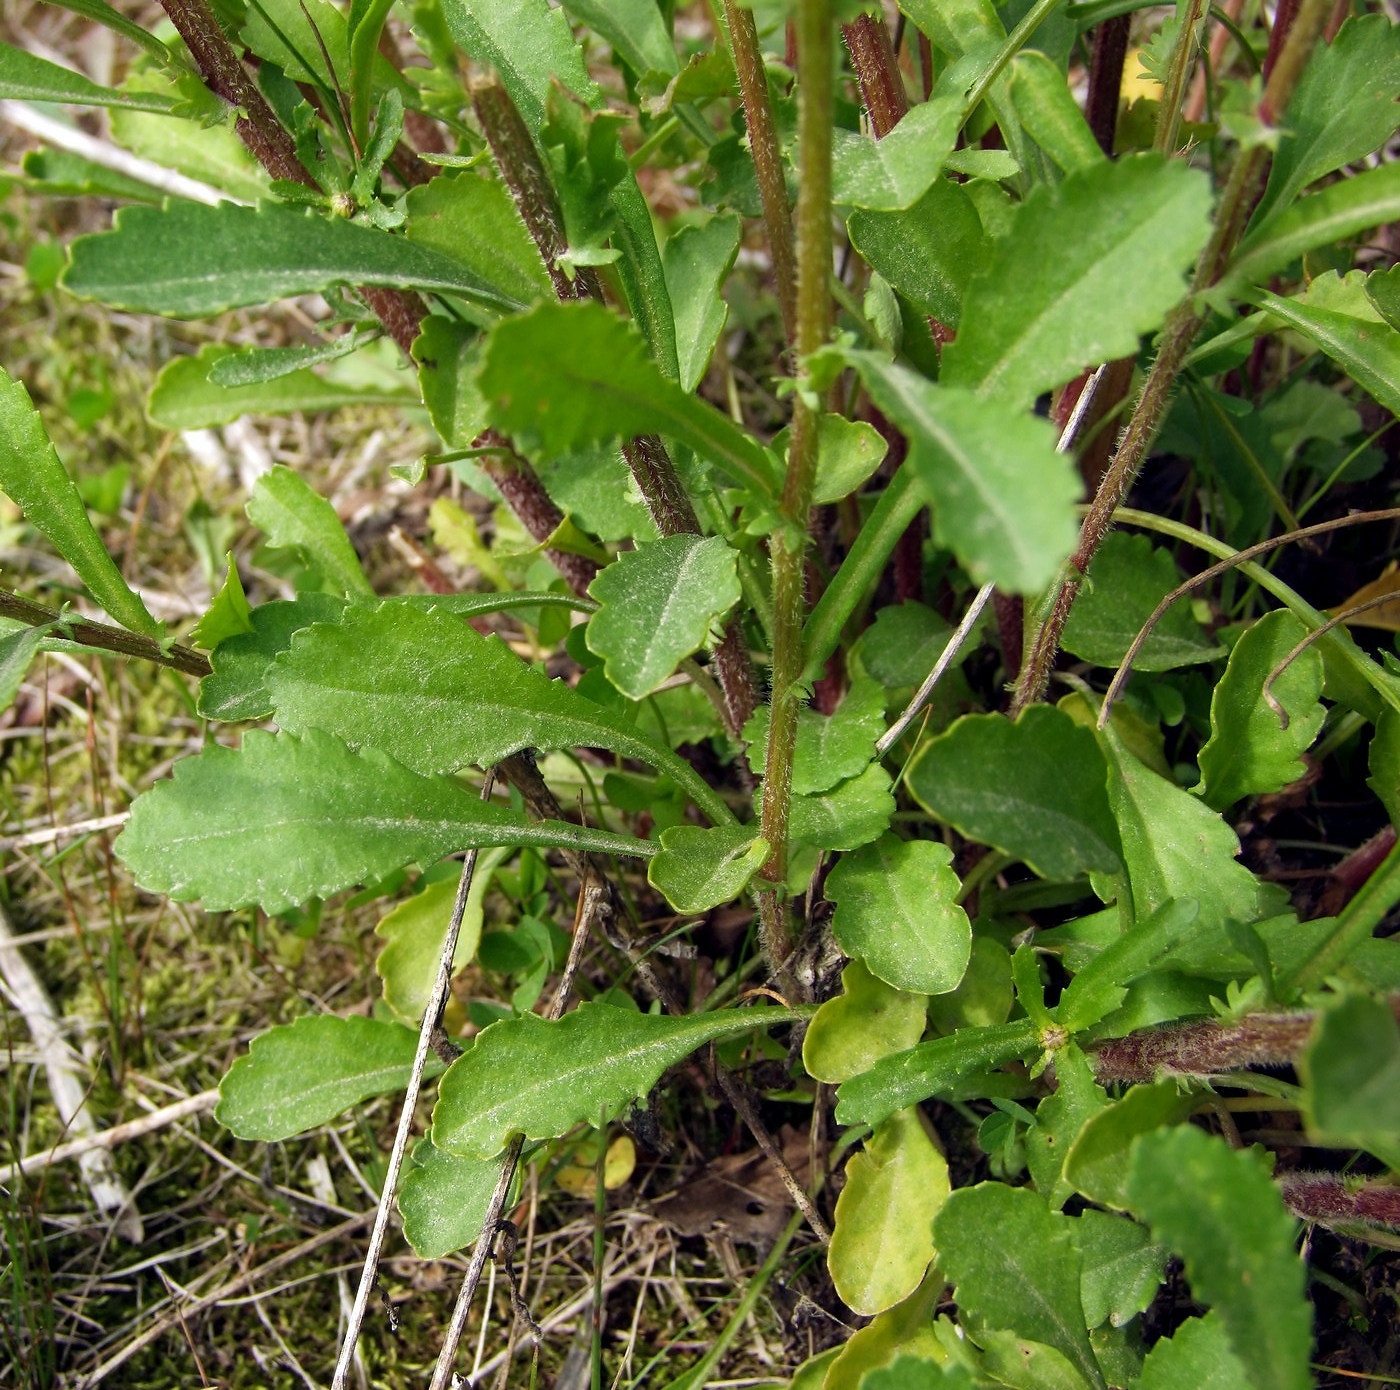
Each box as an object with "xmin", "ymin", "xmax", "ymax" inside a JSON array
[
  {"xmin": 723, "ymin": 0, "xmax": 798, "ymax": 344},
  {"xmin": 1011, "ymin": 0, "xmax": 1334, "ymax": 712},
  {"xmin": 757, "ymin": 0, "xmax": 833, "ymax": 981},
  {"xmin": 1153, "ymin": 0, "xmax": 1208, "ymax": 155},
  {"xmin": 0, "ymin": 588, "xmax": 211, "ymax": 677}
]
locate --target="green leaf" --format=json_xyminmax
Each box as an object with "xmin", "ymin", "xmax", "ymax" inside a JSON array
[
  {"xmin": 1010, "ymin": 51, "xmax": 1104, "ymax": 175},
  {"xmin": 907, "ymin": 708, "xmax": 1122, "ymax": 881},
  {"xmin": 414, "ymin": 315, "xmax": 490, "ymax": 449},
  {"xmin": 1137, "ymin": 1312, "xmax": 1252, "ymax": 1390},
  {"xmin": 62, "ymin": 201, "xmax": 531, "ymax": 318},
  {"xmin": 1226, "ymin": 160, "xmax": 1400, "ymax": 297},
  {"xmin": 115, "ymin": 728, "xmax": 650, "ymax": 913},
  {"xmin": 1255, "ymin": 271, "xmax": 1400, "ymax": 416},
  {"xmin": 403, "ymin": 173, "xmax": 554, "ymax": 324},
  {"xmin": 0, "ymin": 41, "xmax": 178, "ymax": 112},
  {"xmin": 1300, "ymin": 993, "xmax": 1400, "ymax": 1169},
  {"xmin": 789, "ymin": 764, "xmax": 896, "ymax": 853},
  {"xmin": 859, "ymin": 1356, "xmax": 974, "ymax": 1390},
  {"xmin": 478, "ymin": 301, "xmax": 777, "ymax": 494},
  {"xmin": 399, "ymin": 1137, "xmax": 513, "ymax": 1259},
  {"xmin": 745, "ymin": 680, "xmax": 885, "ymax": 796},
  {"xmin": 0, "ymin": 625, "xmax": 49, "ymax": 711},
  {"xmin": 376, "ymin": 851, "xmax": 510, "ymax": 1022},
  {"xmin": 829, "ymin": 1108, "xmax": 950, "ymax": 1316},
  {"xmin": 835, "ymin": 1019, "xmax": 1040, "ymax": 1128},
  {"xmin": 147, "ymin": 343, "xmax": 413, "ymax": 431},
  {"xmin": 833, "ymin": 97, "xmax": 962, "ymax": 211},
  {"xmin": 646, "ymin": 824, "xmax": 769, "ymax": 912},
  {"xmin": 826, "ymin": 836, "xmax": 971, "ymax": 996},
  {"xmin": 109, "ymin": 95, "xmax": 271, "ymax": 205},
  {"xmin": 1060, "ymin": 532, "xmax": 1221, "ymax": 673},
  {"xmin": 1099, "ymin": 721, "xmax": 1284, "ymax": 951},
  {"xmin": 209, "ymin": 334, "xmax": 371, "ymax": 387},
  {"xmin": 926, "ymin": 936, "xmax": 1013, "ymax": 1033},
  {"xmin": 586, "ymin": 535, "xmax": 741, "ymax": 699},
  {"xmin": 1071, "ymin": 1210, "xmax": 1167, "ymax": 1329},
  {"xmin": 563, "ymin": 0, "xmax": 678, "ymax": 76},
  {"xmin": 663, "ymin": 214, "xmax": 741, "ymax": 392},
  {"xmin": 1195, "ymin": 609, "xmax": 1325, "ymax": 810},
  {"xmin": 198, "ymin": 594, "xmax": 345, "ymax": 720},
  {"xmin": 1125, "ymin": 1126, "xmax": 1311, "ymax": 1390},
  {"xmin": 1062, "ymin": 1080, "xmax": 1198, "ymax": 1210},
  {"xmin": 189, "ymin": 554, "xmax": 254, "ymax": 651},
  {"xmin": 822, "ymin": 1277, "xmax": 950, "ymax": 1390},
  {"xmin": 856, "ymin": 602, "xmax": 952, "ymax": 689},
  {"xmin": 1368, "ymin": 706, "xmax": 1400, "ymax": 827},
  {"xmin": 0, "ymin": 366, "xmax": 162, "ymax": 637},
  {"xmin": 265, "ymin": 601, "xmax": 731, "ymax": 823},
  {"xmin": 437, "ymin": 0, "xmax": 600, "ymax": 132},
  {"xmin": 846, "ymin": 356, "xmax": 1080, "ymax": 594},
  {"xmin": 246, "ymin": 465, "xmax": 374, "ymax": 598},
  {"xmin": 216, "ymin": 1014, "xmax": 444, "ymax": 1140},
  {"xmin": 1250, "ymin": 16, "xmax": 1400, "ymax": 232},
  {"xmin": 942, "ymin": 155, "xmax": 1212, "ymax": 410},
  {"xmin": 934, "ymin": 1184, "xmax": 1105, "ymax": 1390},
  {"xmin": 1055, "ymin": 900, "xmax": 1202, "ymax": 1032},
  {"xmin": 431, "ymin": 1002, "xmax": 802, "ymax": 1158},
  {"xmin": 848, "ymin": 179, "xmax": 988, "ymax": 329},
  {"xmin": 804, "ymin": 961, "xmax": 929, "ymax": 1085},
  {"xmin": 45, "ymin": 0, "xmax": 176, "ymax": 65},
  {"xmin": 975, "ymin": 1334, "xmax": 1095, "ymax": 1390},
  {"xmin": 1368, "ymin": 263, "xmax": 1400, "ymax": 332},
  {"xmin": 1026, "ymin": 1043, "xmax": 1108, "ymax": 1209}
]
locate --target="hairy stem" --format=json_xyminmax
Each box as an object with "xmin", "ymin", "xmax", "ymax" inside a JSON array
[
  {"xmin": 842, "ymin": 10, "xmax": 908, "ymax": 137},
  {"xmin": 757, "ymin": 0, "xmax": 833, "ymax": 983},
  {"xmin": 0, "ymin": 588, "xmax": 211, "ymax": 677},
  {"xmin": 1084, "ymin": 15, "xmax": 1130, "ymax": 154},
  {"xmin": 1011, "ymin": 0, "xmax": 1334, "ymax": 712},
  {"xmin": 723, "ymin": 0, "xmax": 798, "ymax": 344},
  {"xmin": 473, "ymin": 74, "xmax": 758, "ymax": 731}
]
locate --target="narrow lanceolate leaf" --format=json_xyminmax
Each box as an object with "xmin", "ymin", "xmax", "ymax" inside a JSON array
[
  {"xmin": 663, "ymin": 214, "xmax": 741, "ymax": 392},
  {"xmin": 1195, "ymin": 609, "xmax": 1326, "ymax": 811},
  {"xmin": 1125, "ymin": 1126, "xmax": 1312, "ymax": 1390},
  {"xmin": 1256, "ymin": 272, "xmax": 1400, "ymax": 416},
  {"xmin": 1226, "ymin": 161, "xmax": 1400, "ymax": 297},
  {"xmin": 803, "ymin": 961, "xmax": 928, "ymax": 1085},
  {"xmin": 478, "ymin": 300, "xmax": 778, "ymax": 494},
  {"xmin": 647, "ymin": 824, "xmax": 769, "ymax": 913},
  {"xmin": 562, "ymin": 0, "xmax": 678, "ymax": 78},
  {"xmin": 265, "ymin": 601, "xmax": 732, "ymax": 824},
  {"xmin": 399, "ymin": 1138, "xmax": 513, "ymax": 1259},
  {"xmin": 907, "ymin": 708, "xmax": 1122, "ymax": 881},
  {"xmin": 216, "ymin": 1015, "xmax": 443, "ymax": 1140},
  {"xmin": 934, "ymin": 1184, "xmax": 1106, "ymax": 1390},
  {"xmin": 437, "ymin": 0, "xmax": 599, "ymax": 132},
  {"xmin": 115, "ymin": 729, "xmax": 651, "ymax": 913},
  {"xmin": 0, "ymin": 367, "xmax": 161, "ymax": 637},
  {"xmin": 826, "ymin": 836, "xmax": 971, "ymax": 996},
  {"xmin": 835, "ymin": 1019, "xmax": 1040, "ymax": 1129},
  {"xmin": 941, "ymin": 155, "xmax": 1212, "ymax": 410},
  {"xmin": 0, "ymin": 41, "xmax": 178, "ymax": 111},
  {"xmin": 432, "ymin": 1002, "xmax": 803, "ymax": 1159},
  {"xmin": 246, "ymin": 466, "xmax": 374, "ymax": 598},
  {"xmin": 586, "ymin": 536, "xmax": 741, "ymax": 699},
  {"xmin": 148, "ymin": 344, "xmax": 413, "ymax": 431},
  {"xmin": 62, "ymin": 201, "xmax": 531, "ymax": 318},
  {"xmin": 846, "ymin": 355, "xmax": 1080, "ymax": 594},
  {"xmin": 1249, "ymin": 15, "xmax": 1400, "ymax": 232},
  {"xmin": 829, "ymin": 1109, "xmax": 950, "ymax": 1316}
]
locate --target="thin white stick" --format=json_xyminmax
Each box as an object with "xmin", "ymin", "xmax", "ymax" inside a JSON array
[
  {"xmin": 0, "ymin": 101, "xmax": 236, "ymax": 205},
  {"xmin": 330, "ymin": 772, "xmax": 497, "ymax": 1390},
  {"xmin": 0, "ymin": 1088, "xmax": 217, "ymax": 1188},
  {"xmin": 876, "ymin": 582, "xmax": 995, "ymax": 755},
  {"xmin": 0, "ymin": 902, "xmax": 142, "ymax": 1240},
  {"xmin": 0, "ymin": 811, "xmax": 128, "ymax": 852}
]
